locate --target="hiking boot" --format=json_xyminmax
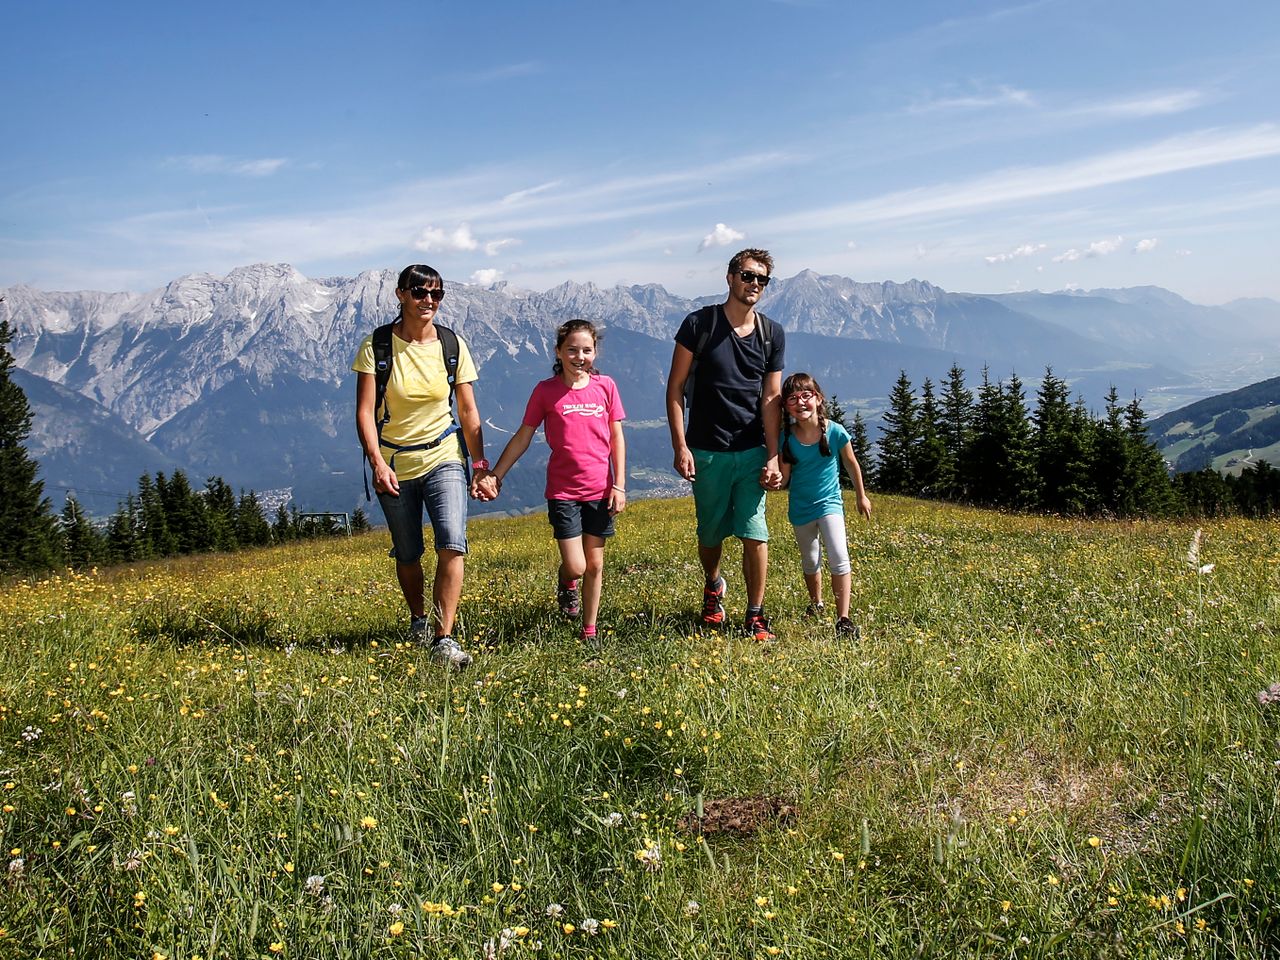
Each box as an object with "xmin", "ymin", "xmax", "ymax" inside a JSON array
[
  {"xmin": 835, "ymin": 617, "xmax": 861, "ymax": 640},
  {"xmin": 557, "ymin": 579, "xmax": 581, "ymax": 618},
  {"xmin": 744, "ymin": 610, "xmax": 776, "ymax": 642},
  {"xmin": 701, "ymin": 576, "xmax": 727, "ymax": 626},
  {"xmin": 804, "ymin": 601, "xmax": 826, "ymax": 618},
  {"xmin": 409, "ymin": 616, "xmax": 431, "ymax": 642},
  {"xmin": 428, "ymin": 635, "xmax": 473, "ymax": 671}
]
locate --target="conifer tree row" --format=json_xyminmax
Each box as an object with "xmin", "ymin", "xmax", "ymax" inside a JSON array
[{"xmin": 870, "ymin": 365, "xmax": 1190, "ymax": 517}]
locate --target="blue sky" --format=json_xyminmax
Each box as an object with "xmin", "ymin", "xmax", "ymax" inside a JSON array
[{"xmin": 3, "ymin": 0, "xmax": 1278, "ymax": 302}]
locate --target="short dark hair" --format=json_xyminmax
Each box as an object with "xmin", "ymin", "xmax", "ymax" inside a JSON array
[
  {"xmin": 396, "ymin": 263, "xmax": 443, "ymax": 290},
  {"xmin": 728, "ymin": 248, "xmax": 773, "ymax": 276}
]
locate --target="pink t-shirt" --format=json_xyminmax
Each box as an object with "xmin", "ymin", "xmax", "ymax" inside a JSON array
[{"xmin": 522, "ymin": 374, "xmax": 626, "ymax": 501}]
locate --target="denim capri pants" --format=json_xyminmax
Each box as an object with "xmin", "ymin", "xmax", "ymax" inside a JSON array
[{"xmin": 376, "ymin": 461, "xmax": 468, "ymax": 563}]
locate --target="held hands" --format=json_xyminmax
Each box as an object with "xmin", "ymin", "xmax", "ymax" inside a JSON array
[
  {"xmin": 471, "ymin": 469, "xmax": 500, "ymax": 502},
  {"xmin": 759, "ymin": 455, "xmax": 784, "ymax": 491}
]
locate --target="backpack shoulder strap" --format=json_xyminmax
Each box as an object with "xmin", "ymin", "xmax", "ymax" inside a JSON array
[
  {"xmin": 755, "ymin": 310, "xmax": 777, "ymax": 366},
  {"xmin": 435, "ymin": 324, "xmax": 461, "ymax": 411},
  {"xmin": 689, "ymin": 304, "xmax": 719, "ymax": 360},
  {"xmin": 372, "ymin": 322, "xmax": 396, "ymax": 428}
]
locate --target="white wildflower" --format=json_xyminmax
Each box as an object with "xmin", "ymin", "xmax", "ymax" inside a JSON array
[
  {"xmin": 8, "ymin": 857, "xmax": 24, "ymax": 878},
  {"xmin": 580, "ymin": 918, "xmax": 600, "ymax": 936},
  {"xmin": 545, "ymin": 903, "xmax": 564, "ymax": 918},
  {"xmin": 599, "ymin": 811, "xmax": 624, "ymax": 827},
  {"xmin": 1186, "ymin": 529, "xmax": 1214, "ymax": 574},
  {"xmin": 20, "ymin": 726, "xmax": 42, "ymax": 744},
  {"xmin": 683, "ymin": 900, "xmax": 701, "ymax": 918},
  {"xmin": 304, "ymin": 874, "xmax": 327, "ymax": 896},
  {"xmin": 387, "ymin": 902, "xmax": 403, "ymax": 916}
]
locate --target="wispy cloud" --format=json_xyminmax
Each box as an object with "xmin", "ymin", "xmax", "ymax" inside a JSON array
[
  {"xmin": 910, "ymin": 84, "xmax": 1035, "ymax": 113},
  {"xmin": 468, "ymin": 268, "xmax": 503, "ymax": 286},
  {"xmin": 984, "ymin": 242, "xmax": 1046, "ymax": 264},
  {"xmin": 761, "ymin": 125, "xmax": 1280, "ymax": 232},
  {"xmin": 1133, "ymin": 237, "xmax": 1159, "ymax": 253},
  {"xmin": 168, "ymin": 155, "xmax": 288, "ymax": 177},
  {"xmin": 484, "ymin": 238, "xmax": 519, "ymax": 256},
  {"xmin": 1053, "ymin": 236, "xmax": 1123, "ymax": 262},
  {"xmin": 501, "ymin": 181, "xmax": 563, "ymax": 204},
  {"xmin": 1064, "ymin": 89, "xmax": 1208, "ymax": 119},
  {"xmin": 698, "ymin": 223, "xmax": 746, "ymax": 251}
]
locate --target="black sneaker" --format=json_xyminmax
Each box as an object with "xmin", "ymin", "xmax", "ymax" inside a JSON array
[
  {"xmin": 835, "ymin": 617, "xmax": 861, "ymax": 640},
  {"xmin": 804, "ymin": 601, "xmax": 826, "ymax": 618},
  {"xmin": 557, "ymin": 579, "xmax": 580, "ymax": 617}
]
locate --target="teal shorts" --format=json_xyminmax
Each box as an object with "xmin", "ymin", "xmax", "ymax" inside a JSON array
[{"xmin": 691, "ymin": 447, "xmax": 769, "ymax": 547}]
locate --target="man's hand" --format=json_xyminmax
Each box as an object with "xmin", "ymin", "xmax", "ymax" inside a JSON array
[
  {"xmin": 761, "ymin": 454, "xmax": 784, "ymax": 490},
  {"xmin": 673, "ymin": 446, "xmax": 696, "ymax": 481}
]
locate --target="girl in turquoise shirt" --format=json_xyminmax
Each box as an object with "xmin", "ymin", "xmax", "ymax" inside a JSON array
[{"xmin": 779, "ymin": 373, "xmax": 872, "ymax": 636}]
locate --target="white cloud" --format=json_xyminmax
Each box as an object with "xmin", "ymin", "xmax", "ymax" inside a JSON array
[
  {"xmin": 469, "ymin": 268, "xmax": 503, "ymax": 286},
  {"xmin": 1133, "ymin": 238, "xmax": 1159, "ymax": 254},
  {"xmin": 910, "ymin": 84, "xmax": 1035, "ymax": 113},
  {"xmin": 413, "ymin": 223, "xmax": 479, "ymax": 253},
  {"xmin": 1177, "ymin": 248, "xmax": 1193, "ymax": 257},
  {"xmin": 758, "ymin": 125, "xmax": 1280, "ymax": 233},
  {"xmin": 1067, "ymin": 89, "xmax": 1207, "ymax": 119},
  {"xmin": 984, "ymin": 242, "xmax": 1046, "ymax": 264},
  {"xmin": 484, "ymin": 238, "xmax": 519, "ymax": 256},
  {"xmin": 169, "ymin": 155, "xmax": 288, "ymax": 177},
  {"xmin": 1053, "ymin": 235, "xmax": 1123, "ymax": 262},
  {"xmin": 698, "ymin": 222, "xmax": 745, "ymax": 252},
  {"xmin": 501, "ymin": 181, "xmax": 563, "ymax": 204}
]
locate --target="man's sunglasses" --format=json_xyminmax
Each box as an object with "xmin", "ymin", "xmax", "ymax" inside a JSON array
[
  {"xmin": 738, "ymin": 270, "xmax": 770, "ymax": 287},
  {"xmin": 405, "ymin": 285, "xmax": 445, "ymax": 302}
]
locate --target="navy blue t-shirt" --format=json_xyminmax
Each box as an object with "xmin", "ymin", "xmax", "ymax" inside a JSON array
[{"xmin": 675, "ymin": 305, "xmax": 786, "ymax": 452}]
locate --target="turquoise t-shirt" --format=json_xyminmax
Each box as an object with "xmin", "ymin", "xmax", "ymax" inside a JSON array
[{"xmin": 785, "ymin": 421, "xmax": 851, "ymax": 526}]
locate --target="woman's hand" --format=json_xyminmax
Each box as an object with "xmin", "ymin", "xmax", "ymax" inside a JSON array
[{"xmin": 373, "ymin": 461, "xmax": 399, "ymax": 496}]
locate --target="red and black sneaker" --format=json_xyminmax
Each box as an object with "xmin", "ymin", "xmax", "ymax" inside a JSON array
[
  {"xmin": 744, "ymin": 610, "xmax": 776, "ymax": 642},
  {"xmin": 701, "ymin": 576, "xmax": 727, "ymax": 626},
  {"xmin": 557, "ymin": 579, "xmax": 580, "ymax": 617}
]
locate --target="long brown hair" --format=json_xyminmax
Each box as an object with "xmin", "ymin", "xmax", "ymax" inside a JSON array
[{"xmin": 781, "ymin": 372, "xmax": 830, "ymax": 463}]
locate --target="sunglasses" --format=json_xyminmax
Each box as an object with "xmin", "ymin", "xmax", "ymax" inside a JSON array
[
  {"xmin": 405, "ymin": 285, "xmax": 445, "ymax": 302},
  {"xmin": 785, "ymin": 391, "xmax": 817, "ymax": 405},
  {"xmin": 737, "ymin": 270, "xmax": 770, "ymax": 287}
]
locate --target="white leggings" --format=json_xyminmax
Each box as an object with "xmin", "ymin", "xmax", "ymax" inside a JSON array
[{"xmin": 792, "ymin": 513, "xmax": 851, "ymax": 576}]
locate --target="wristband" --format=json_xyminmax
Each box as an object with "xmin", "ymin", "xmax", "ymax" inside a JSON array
[
  {"xmin": 472, "ymin": 459, "xmax": 490, "ymax": 471},
  {"xmin": 612, "ymin": 484, "xmax": 626, "ymax": 493}
]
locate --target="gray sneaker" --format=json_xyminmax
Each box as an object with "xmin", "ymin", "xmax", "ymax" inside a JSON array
[
  {"xmin": 409, "ymin": 616, "xmax": 431, "ymax": 642},
  {"xmin": 428, "ymin": 635, "xmax": 473, "ymax": 670}
]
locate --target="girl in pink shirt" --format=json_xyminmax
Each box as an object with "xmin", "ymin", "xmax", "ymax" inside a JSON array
[{"xmin": 482, "ymin": 320, "xmax": 627, "ymax": 641}]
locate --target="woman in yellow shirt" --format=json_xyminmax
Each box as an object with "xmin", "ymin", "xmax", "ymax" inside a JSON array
[{"xmin": 353, "ymin": 264, "xmax": 494, "ymax": 669}]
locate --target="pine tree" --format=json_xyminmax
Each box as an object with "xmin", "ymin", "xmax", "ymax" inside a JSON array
[
  {"xmin": 827, "ymin": 395, "xmax": 854, "ymax": 488},
  {"xmin": 1123, "ymin": 395, "xmax": 1175, "ymax": 516},
  {"xmin": 1033, "ymin": 367, "xmax": 1092, "ymax": 514},
  {"xmin": 875, "ymin": 371, "xmax": 918, "ymax": 494},
  {"xmin": 964, "ymin": 368, "xmax": 1003, "ymax": 505},
  {"xmin": 999, "ymin": 374, "xmax": 1038, "ymax": 508},
  {"xmin": 0, "ymin": 316, "xmax": 59, "ymax": 573},
  {"xmin": 106, "ymin": 494, "xmax": 142, "ymax": 563},
  {"xmin": 351, "ymin": 507, "xmax": 371, "ymax": 534},
  {"xmin": 203, "ymin": 476, "xmax": 239, "ymax": 551},
  {"xmin": 1090, "ymin": 387, "xmax": 1133, "ymax": 516},
  {"xmin": 913, "ymin": 378, "xmax": 950, "ymax": 499},
  {"xmin": 850, "ymin": 412, "xmax": 874, "ymax": 489},
  {"xmin": 60, "ymin": 495, "xmax": 104, "ymax": 568},
  {"xmin": 236, "ymin": 490, "xmax": 273, "ymax": 546},
  {"xmin": 272, "ymin": 504, "xmax": 295, "ymax": 542},
  {"xmin": 939, "ymin": 364, "xmax": 974, "ymax": 500}
]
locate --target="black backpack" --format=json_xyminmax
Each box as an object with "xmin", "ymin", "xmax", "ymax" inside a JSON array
[
  {"xmin": 683, "ymin": 303, "xmax": 779, "ymax": 412},
  {"xmin": 363, "ymin": 321, "xmax": 466, "ymax": 499}
]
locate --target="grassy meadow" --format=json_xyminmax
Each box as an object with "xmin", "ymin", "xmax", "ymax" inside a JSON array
[{"xmin": 1, "ymin": 494, "xmax": 1278, "ymax": 959}]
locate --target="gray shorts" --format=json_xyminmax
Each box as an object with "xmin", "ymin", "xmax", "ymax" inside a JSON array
[{"xmin": 547, "ymin": 498, "xmax": 615, "ymax": 540}]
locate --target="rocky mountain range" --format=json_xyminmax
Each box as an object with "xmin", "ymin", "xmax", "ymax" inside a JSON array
[{"xmin": 3, "ymin": 264, "xmax": 1277, "ymax": 515}]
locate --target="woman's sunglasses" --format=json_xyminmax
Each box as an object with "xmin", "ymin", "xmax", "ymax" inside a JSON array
[{"xmin": 405, "ymin": 286, "xmax": 445, "ymax": 302}]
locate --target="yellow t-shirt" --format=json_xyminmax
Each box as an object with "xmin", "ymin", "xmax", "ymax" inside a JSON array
[{"xmin": 352, "ymin": 327, "xmax": 478, "ymax": 482}]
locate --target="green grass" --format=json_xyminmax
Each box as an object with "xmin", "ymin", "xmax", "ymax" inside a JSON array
[{"xmin": 1, "ymin": 496, "xmax": 1278, "ymax": 958}]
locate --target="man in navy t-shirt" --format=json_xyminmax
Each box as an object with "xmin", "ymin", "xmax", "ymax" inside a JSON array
[{"xmin": 665, "ymin": 248, "xmax": 785, "ymax": 642}]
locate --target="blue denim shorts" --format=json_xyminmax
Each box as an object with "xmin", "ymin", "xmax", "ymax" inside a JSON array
[{"xmin": 377, "ymin": 461, "xmax": 468, "ymax": 563}]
